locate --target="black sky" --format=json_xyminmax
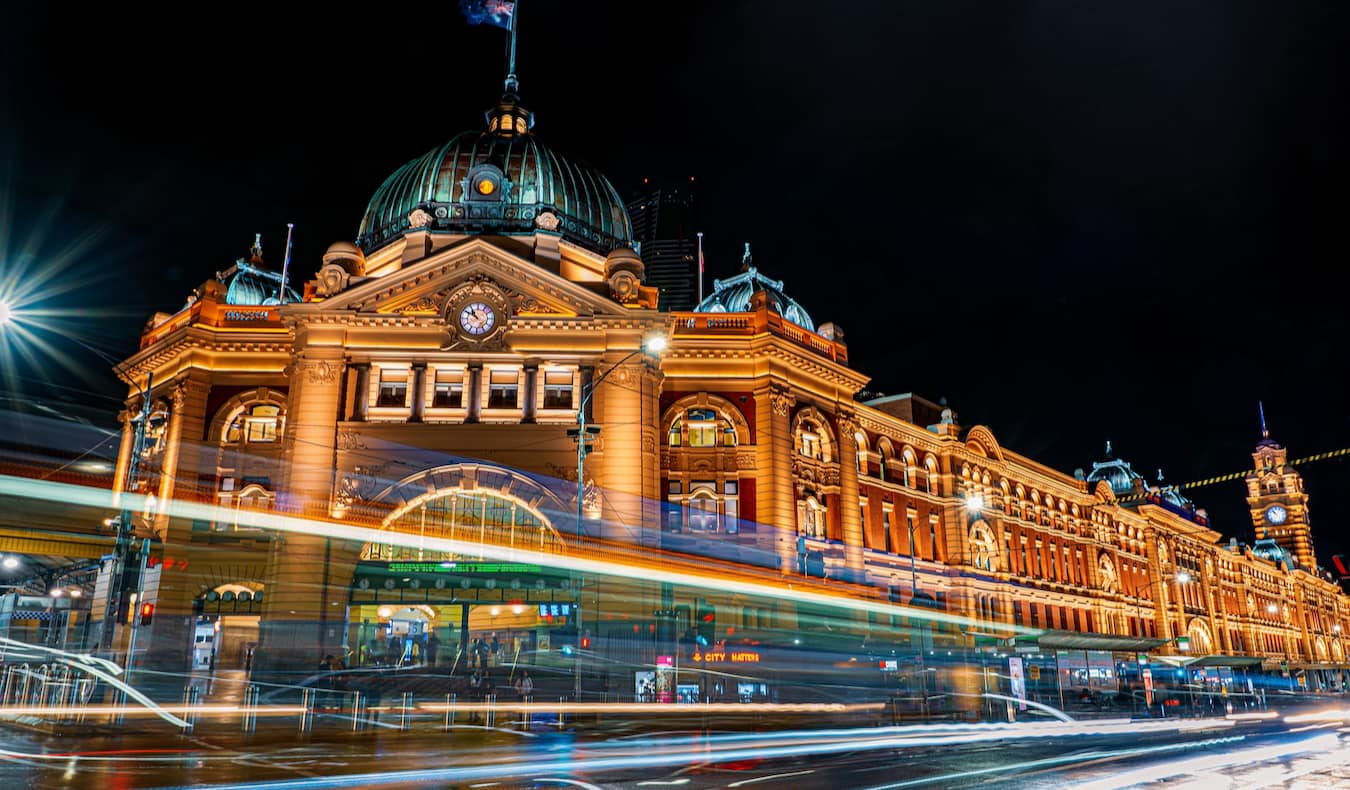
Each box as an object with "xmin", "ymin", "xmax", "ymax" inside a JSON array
[{"xmin": 3, "ymin": 2, "xmax": 1348, "ymax": 561}]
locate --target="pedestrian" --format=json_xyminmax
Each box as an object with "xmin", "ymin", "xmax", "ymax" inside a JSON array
[
  {"xmin": 426, "ymin": 632, "xmax": 440, "ymax": 667},
  {"xmin": 490, "ymin": 634, "xmax": 501, "ymax": 664},
  {"xmin": 389, "ymin": 634, "xmax": 404, "ymax": 667},
  {"xmin": 515, "ymin": 670, "xmax": 533, "ymax": 699}
]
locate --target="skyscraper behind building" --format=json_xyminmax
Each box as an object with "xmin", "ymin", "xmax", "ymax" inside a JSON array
[{"xmin": 627, "ymin": 180, "xmax": 698, "ymax": 311}]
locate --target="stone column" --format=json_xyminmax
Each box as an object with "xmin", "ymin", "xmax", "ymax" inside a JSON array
[
  {"xmin": 152, "ymin": 375, "xmax": 208, "ymax": 541},
  {"xmin": 521, "ymin": 363, "xmax": 538, "ymax": 424},
  {"xmin": 352, "ymin": 363, "xmax": 370, "ymax": 421},
  {"xmin": 409, "ymin": 363, "xmax": 427, "ymax": 423},
  {"xmin": 465, "ymin": 363, "xmax": 483, "ymax": 423},
  {"xmin": 756, "ymin": 384, "xmax": 796, "ymax": 576},
  {"xmin": 253, "ymin": 350, "xmax": 357, "ymax": 686},
  {"xmin": 595, "ymin": 357, "xmax": 661, "ymax": 546},
  {"xmin": 835, "ymin": 410, "xmax": 865, "ymax": 582},
  {"xmin": 110, "ymin": 408, "xmax": 136, "ymax": 510}
]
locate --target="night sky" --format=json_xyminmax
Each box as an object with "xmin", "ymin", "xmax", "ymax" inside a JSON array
[{"xmin": 3, "ymin": 3, "xmax": 1347, "ymax": 561}]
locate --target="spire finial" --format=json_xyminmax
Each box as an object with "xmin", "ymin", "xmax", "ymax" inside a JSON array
[
  {"xmin": 741, "ymin": 242, "xmax": 753, "ymax": 272},
  {"xmin": 249, "ymin": 233, "xmax": 263, "ymax": 263},
  {"xmin": 1259, "ymin": 400, "xmax": 1269, "ymax": 439},
  {"xmin": 1157, "ymin": 467, "xmax": 1164, "ymax": 482},
  {"xmin": 1105, "ymin": 439, "xmax": 1113, "ymax": 458}
]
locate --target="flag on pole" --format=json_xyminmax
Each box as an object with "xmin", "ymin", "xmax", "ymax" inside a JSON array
[
  {"xmin": 461, "ymin": 0, "xmax": 515, "ymax": 29},
  {"xmin": 696, "ymin": 232, "xmax": 705, "ymax": 305}
]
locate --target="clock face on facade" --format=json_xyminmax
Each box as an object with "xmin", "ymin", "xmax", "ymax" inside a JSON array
[
  {"xmin": 1266, "ymin": 505, "xmax": 1288, "ymax": 525},
  {"xmin": 458, "ymin": 302, "xmax": 496, "ymax": 336}
]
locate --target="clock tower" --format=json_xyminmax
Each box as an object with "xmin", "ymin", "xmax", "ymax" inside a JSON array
[{"xmin": 1246, "ymin": 403, "xmax": 1316, "ymax": 569}]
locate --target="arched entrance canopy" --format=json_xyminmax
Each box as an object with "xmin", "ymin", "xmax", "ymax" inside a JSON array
[{"xmin": 362, "ymin": 463, "xmax": 569, "ymax": 561}]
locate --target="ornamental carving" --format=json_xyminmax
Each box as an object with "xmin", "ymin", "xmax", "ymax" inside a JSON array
[
  {"xmin": 408, "ymin": 208, "xmax": 433, "ymax": 229},
  {"xmin": 335, "ymin": 465, "xmax": 384, "ymax": 512},
  {"xmin": 544, "ymin": 462, "xmax": 578, "ymax": 483},
  {"xmin": 302, "ymin": 360, "xmax": 338, "ymax": 385},
  {"xmin": 398, "ymin": 291, "xmax": 447, "ymax": 314},
  {"xmin": 315, "ymin": 263, "xmax": 352, "ymax": 297},
  {"xmin": 609, "ymin": 270, "xmax": 641, "ymax": 304},
  {"xmin": 534, "ymin": 211, "xmax": 560, "ymax": 231},
  {"xmin": 502, "ymin": 286, "xmax": 563, "ymax": 315},
  {"xmin": 336, "ymin": 431, "xmax": 366, "ymax": 451},
  {"xmin": 770, "ymin": 390, "xmax": 795, "ymax": 417},
  {"xmin": 735, "ymin": 451, "xmax": 756, "ymax": 470},
  {"xmin": 836, "ymin": 411, "xmax": 860, "ymax": 437},
  {"xmin": 642, "ymin": 434, "xmax": 656, "ymax": 453},
  {"xmin": 169, "ymin": 382, "xmax": 187, "ymax": 411}
]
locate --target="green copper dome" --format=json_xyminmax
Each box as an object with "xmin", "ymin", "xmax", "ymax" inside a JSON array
[{"xmin": 356, "ymin": 127, "xmax": 633, "ymax": 257}]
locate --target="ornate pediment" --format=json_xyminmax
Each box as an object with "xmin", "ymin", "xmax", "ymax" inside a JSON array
[{"xmin": 315, "ymin": 240, "xmax": 631, "ymax": 322}]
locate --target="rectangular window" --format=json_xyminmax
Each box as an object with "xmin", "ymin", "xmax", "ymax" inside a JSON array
[
  {"xmin": 542, "ymin": 370, "xmax": 574, "ymax": 409},
  {"xmin": 432, "ymin": 370, "xmax": 464, "ymax": 408},
  {"xmin": 1030, "ymin": 604, "xmax": 1040, "ymax": 628},
  {"xmin": 487, "ymin": 370, "xmax": 519, "ymax": 409},
  {"xmin": 376, "ymin": 369, "xmax": 408, "ymax": 407},
  {"xmin": 668, "ymin": 480, "xmax": 683, "ymax": 495},
  {"xmin": 859, "ymin": 498, "xmax": 868, "ymax": 544},
  {"xmin": 882, "ymin": 509, "xmax": 893, "ymax": 553}
]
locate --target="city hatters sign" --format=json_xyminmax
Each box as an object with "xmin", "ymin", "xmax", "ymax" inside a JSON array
[{"xmin": 690, "ymin": 649, "xmax": 761, "ymax": 664}]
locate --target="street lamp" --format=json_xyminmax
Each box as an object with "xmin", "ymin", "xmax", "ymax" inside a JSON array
[
  {"xmin": 2, "ymin": 556, "xmax": 18, "ymax": 570},
  {"xmin": 566, "ymin": 332, "xmax": 667, "ymax": 701}
]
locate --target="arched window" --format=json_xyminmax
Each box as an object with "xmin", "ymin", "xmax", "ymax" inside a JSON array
[
  {"xmin": 669, "ymin": 408, "xmax": 738, "ymax": 448},
  {"xmin": 369, "ymin": 487, "xmax": 561, "ymax": 561},
  {"xmin": 855, "ymin": 434, "xmax": 868, "ymax": 475},
  {"xmin": 924, "ymin": 456, "xmax": 939, "ymax": 494},
  {"xmin": 225, "ymin": 403, "xmax": 281, "ymax": 444},
  {"xmin": 799, "ymin": 425, "xmax": 823, "ymax": 459}
]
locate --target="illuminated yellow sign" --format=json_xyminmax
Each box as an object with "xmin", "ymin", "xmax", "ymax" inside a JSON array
[{"xmin": 690, "ymin": 650, "xmax": 760, "ymax": 664}]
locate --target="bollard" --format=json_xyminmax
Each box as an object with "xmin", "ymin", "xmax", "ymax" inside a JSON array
[
  {"xmin": 299, "ymin": 688, "xmax": 314, "ymax": 733},
  {"xmin": 181, "ymin": 685, "xmax": 199, "ymax": 733},
  {"xmin": 241, "ymin": 684, "xmax": 258, "ymax": 733},
  {"xmin": 351, "ymin": 691, "xmax": 364, "ymax": 732},
  {"xmin": 523, "ymin": 694, "xmax": 532, "ymax": 730},
  {"xmin": 400, "ymin": 691, "xmax": 413, "ymax": 732},
  {"xmin": 0, "ymin": 666, "xmax": 13, "ymax": 705},
  {"xmin": 445, "ymin": 693, "xmax": 456, "ymax": 729},
  {"xmin": 486, "ymin": 693, "xmax": 496, "ymax": 728}
]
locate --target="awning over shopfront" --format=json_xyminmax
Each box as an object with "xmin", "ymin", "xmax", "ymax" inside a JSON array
[
  {"xmin": 1290, "ymin": 662, "xmax": 1350, "ymax": 672},
  {"xmin": 1015, "ymin": 630, "xmax": 1168, "ymax": 653},
  {"xmin": 1187, "ymin": 654, "xmax": 1265, "ymax": 668}
]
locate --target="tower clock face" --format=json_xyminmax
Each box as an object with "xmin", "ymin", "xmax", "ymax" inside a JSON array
[
  {"xmin": 1266, "ymin": 505, "xmax": 1288, "ymax": 525},
  {"xmin": 458, "ymin": 302, "xmax": 496, "ymax": 336}
]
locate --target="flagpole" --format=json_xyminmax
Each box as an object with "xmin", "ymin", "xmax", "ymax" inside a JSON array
[
  {"xmin": 696, "ymin": 231, "xmax": 704, "ymax": 306},
  {"xmin": 506, "ymin": 0, "xmax": 519, "ymax": 93},
  {"xmin": 278, "ymin": 222, "xmax": 294, "ymax": 304}
]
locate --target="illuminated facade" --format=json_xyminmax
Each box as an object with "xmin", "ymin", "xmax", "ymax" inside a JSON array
[{"xmin": 101, "ymin": 76, "xmax": 1349, "ymax": 695}]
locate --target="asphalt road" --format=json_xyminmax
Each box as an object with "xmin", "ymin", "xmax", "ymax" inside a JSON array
[{"xmin": 1, "ymin": 703, "xmax": 1348, "ymax": 789}]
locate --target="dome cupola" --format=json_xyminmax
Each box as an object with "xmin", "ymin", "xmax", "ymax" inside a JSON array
[
  {"xmin": 1085, "ymin": 440, "xmax": 1144, "ymax": 496},
  {"xmin": 356, "ymin": 85, "xmax": 632, "ymax": 257},
  {"xmin": 694, "ymin": 243, "xmax": 816, "ymax": 330}
]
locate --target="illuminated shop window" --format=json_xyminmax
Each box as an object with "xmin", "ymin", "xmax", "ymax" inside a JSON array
[
  {"xmin": 226, "ymin": 403, "xmax": 280, "ymax": 444},
  {"xmin": 377, "ymin": 369, "xmax": 408, "ymax": 407},
  {"xmin": 487, "ymin": 370, "xmax": 519, "ymax": 409},
  {"xmin": 542, "ymin": 370, "xmax": 574, "ymax": 409},
  {"xmin": 432, "ymin": 370, "xmax": 464, "ymax": 408}
]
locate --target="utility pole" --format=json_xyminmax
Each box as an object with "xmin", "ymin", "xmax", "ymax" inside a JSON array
[{"xmin": 100, "ymin": 373, "xmax": 154, "ymax": 659}]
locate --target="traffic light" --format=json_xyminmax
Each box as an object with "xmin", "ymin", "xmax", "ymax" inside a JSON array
[
  {"xmin": 139, "ymin": 602, "xmax": 155, "ymax": 626},
  {"xmin": 580, "ymin": 635, "xmax": 591, "ymax": 650},
  {"xmin": 695, "ymin": 599, "xmax": 716, "ymax": 647}
]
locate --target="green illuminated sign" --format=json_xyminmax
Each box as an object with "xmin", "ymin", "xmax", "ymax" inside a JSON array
[{"xmin": 384, "ymin": 562, "xmax": 543, "ymax": 574}]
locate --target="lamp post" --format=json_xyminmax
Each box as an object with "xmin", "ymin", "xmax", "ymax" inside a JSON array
[
  {"xmin": 99, "ymin": 372, "xmax": 161, "ymax": 658},
  {"xmin": 566, "ymin": 333, "xmax": 667, "ymax": 700}
]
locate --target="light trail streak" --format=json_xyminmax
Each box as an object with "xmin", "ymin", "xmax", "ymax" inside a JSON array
[
  {"xmin": 1283, "ymin": 708, "xmax": 1350, "ymax": 723},
  {"xmin": 0, "ymin": 474, "xmax": 1042, "ymax": 634},
  {"xmin": 159, "ymin": 719, "xmax": 1239, "ymax": 790},
  {"xmin": 1070, "ymin": 732, "xmax": 1340, "ymax": 790},
  {"xmin": 0, "ymin": 704, "xmax": 304, "ymax": 718},
  {"xmin": 726, "ymin": 770, "xmax": 815, "ymax": 787},
  {"xmin": 862, "ymin": 736, "xmax": 1249, "ymax": 789}
]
